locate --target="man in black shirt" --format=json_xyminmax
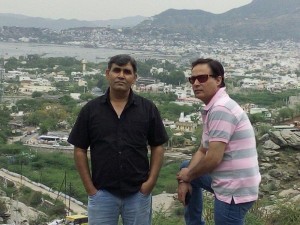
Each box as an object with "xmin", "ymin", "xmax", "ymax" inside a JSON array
[{"xmin": 68, "ymin": 54, "xmax": 168, "ymax": 225}]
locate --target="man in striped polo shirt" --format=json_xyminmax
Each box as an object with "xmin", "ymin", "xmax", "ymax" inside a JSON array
[{"xmin": 177, "ymin": 58, "xmax": 261, "ymax": 225}]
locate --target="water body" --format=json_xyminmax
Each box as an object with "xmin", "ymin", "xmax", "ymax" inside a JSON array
[{"xmin": 0, "ymin": 42, "xmax": 173, "ymax": 62}]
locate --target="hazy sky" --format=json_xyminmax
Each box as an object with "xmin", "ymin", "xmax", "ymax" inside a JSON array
[{"xmin": 0, "ymin": 0, "xmax": 252, "ymax": 20}]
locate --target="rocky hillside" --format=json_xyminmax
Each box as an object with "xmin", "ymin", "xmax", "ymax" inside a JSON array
[
  {"xmin": 0, "ymin": 193, "xmax": 45, "ymax": 224},
  {"xmin": 258, "ymin": 128, "xmax": 300, "ymax": 212}
]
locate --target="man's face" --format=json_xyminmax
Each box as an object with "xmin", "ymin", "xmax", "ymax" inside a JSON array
[
  {"xmin": 190, "ymin": 63, "xmax": 222, "ymax": 104},
  {"xmin": 105, "ymin": 63, "xmax": 137, "ymax": 93}
]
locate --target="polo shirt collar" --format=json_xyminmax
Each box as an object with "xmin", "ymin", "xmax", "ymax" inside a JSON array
[{"xmin": 204, "ymin": 87, "xmax": 227, "ymax": 111}]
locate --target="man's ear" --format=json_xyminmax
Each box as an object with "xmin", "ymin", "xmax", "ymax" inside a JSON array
[
  {"xmin": 133, "ymin": 73, "xmax": 137, "ymax": 83},
  {"xmin": 216, "ymin": 76, "xmax": 222, "ymax": 87},
  {"xmin": 105, "ymin": 69, "xmax": 110, "ymax": 79}
]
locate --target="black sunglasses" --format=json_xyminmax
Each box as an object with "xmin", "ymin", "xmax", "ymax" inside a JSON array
[{"xmin": 188, "ymin": 74, "xmax": 214, "ymax": 84}]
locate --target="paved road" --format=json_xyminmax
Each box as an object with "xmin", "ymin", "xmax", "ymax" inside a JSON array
[{"xmin": 0, "ymin": 169, "xmax": 87, "ymax": 214}]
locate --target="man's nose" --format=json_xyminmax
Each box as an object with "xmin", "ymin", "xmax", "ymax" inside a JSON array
[
  {"xmin": 193, "ymin": 79, "xmax": 201, "ymax": 85},
  {"xmin": 117, "ymin": 70, "xmax": 125, "ymax": 78}
]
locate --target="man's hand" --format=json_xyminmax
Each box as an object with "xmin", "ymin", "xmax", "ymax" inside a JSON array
[
  {"xmin": 177, "ymin": 182, "xmax": 192, "ymax": 206},
  {"xmin": 177, "ymin": 168, "xmax": 192, "ymax": 183},
  {"xmin": 87, "ymin": 187, "xmax": 98, "ymax": 196},
  {"xmin": 140, "ymin": 179, "xmax": 155, "ymax": 195}
]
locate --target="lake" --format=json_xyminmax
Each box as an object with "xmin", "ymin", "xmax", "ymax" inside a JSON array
[{"xmin": 0, "ymin": 41, "xmax": 172, "ymax": 62}]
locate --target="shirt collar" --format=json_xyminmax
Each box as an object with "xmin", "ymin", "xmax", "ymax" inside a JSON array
[
  {"xmin": 100, "ymin": 88, "xmax": 138, "ymax": 106},
  {"xmin": 203, "ymin": 87, "xmax": 227, "ymax": 111}
]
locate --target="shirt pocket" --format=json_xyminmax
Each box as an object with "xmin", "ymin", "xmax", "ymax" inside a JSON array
[{"xmin": 125, "ymin": 119, "xmax": 149, "ymax": 145}]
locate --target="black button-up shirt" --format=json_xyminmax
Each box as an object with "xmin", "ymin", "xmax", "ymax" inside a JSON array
[{"xmin": 68, "ymin": 89, "xmax": 168, "ymax": 197}]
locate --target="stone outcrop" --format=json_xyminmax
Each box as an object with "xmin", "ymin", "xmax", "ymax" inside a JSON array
[
  {"xmin": 0, "ymin": 196, "xmax": 46, "ymax": 225},
  {"xmin": 262, "ymin": 140, "xmax": 280, "ymax": 150},
  {"xmin": 268, "ymin": 130, "xmax": 300, "ymax": 150}
]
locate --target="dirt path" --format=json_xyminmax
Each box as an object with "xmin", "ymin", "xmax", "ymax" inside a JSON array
[{"xmin": 0, "ymin": 169, "xmax": 87, "ymax": 214}]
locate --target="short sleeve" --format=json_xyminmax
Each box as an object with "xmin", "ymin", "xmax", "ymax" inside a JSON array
[
  {"xmin": 207, "ymin": 106, "xmax": 238, "ymax": 144},
  {"xmin": 147, "ymin": 104, "xmax": 169, "ymax": 146},
  {"xmin": 68, "ymin": 105, "xmax": 90, "ymax": 149}
]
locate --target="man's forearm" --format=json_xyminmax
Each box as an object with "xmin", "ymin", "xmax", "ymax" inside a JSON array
[
  {"xmin": 188, "ymin": 154, "xmax": 215, "ymax": 180},
  {"xmin": 74, "ymin": 147, "xmax": 96, "ymax": 195},
  {"xmin": 188, "ymin": 142, "xmax": 225, "ymax": 181},
  {"xmin": 148, "ymin": 145, "xmax": 165, "ymax": 183},
  {"xmin": 187, "ymin": 147, "xmax": 206, "ymax": 170}
]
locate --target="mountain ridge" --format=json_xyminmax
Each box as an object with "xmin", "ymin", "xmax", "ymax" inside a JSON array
[
  {"xmin": 134, "ymin": 0, "xmax": 300, "ymax": 41},
  {"xmin": 0, "ymin": 13, "xmax": 147, "ymax": 29}
]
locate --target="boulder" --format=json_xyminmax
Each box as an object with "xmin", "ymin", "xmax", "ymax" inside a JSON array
[
  {"xmin": 296, "ymin": 153, "xmax": 300, "ymax": 162},
  {"xmin": 258, "ymin": 133, "xmax": 269, "ymax": 143},
  {"xmin": 262, "ymin": 149, "xmax": 280, "ymax": 157},
  {"xmin": 260, "ymin": 163, "xmax": 273, "ymax": 170},
  {"xmin": 269, "ymin": 169, "xmax": 283, "ymax": 178},
  {"xmin": 262, "ymin": 140, "xmax": 280, "ymax": 150},
  {"xmin": 269, "ymin": 130, "xmax": 300, "ymax": 150},
  {"xmin": 278, "ymin": 189, "xmax": 300, "ymax": 197}
]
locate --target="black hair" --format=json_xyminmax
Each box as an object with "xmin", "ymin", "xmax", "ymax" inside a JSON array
[
  {"xmin": 107, "ymin": 54, "xmax": 137, "ymax": 73},
  {"xmin": 191, "ymin": 58, "xmax": 225, "ymax": 87}
]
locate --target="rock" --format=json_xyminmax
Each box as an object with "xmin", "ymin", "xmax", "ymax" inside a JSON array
[
  {"xmin": 262, "ymin": 140, "xmax": 280, "ymax": 150},
  {"xmin": 296, "ymin": 153, "xmax": 300, "ymax": 162},
  {"xmin": 262, "ymin": 149, "xmax": 280, "ymax": 157},
  {"xmin": 269, "ymin": 195, "xmax": 277, "ymax": 201},
  {"xmin": 291, "ymin": 194, "xmax": 300, "ymax": 203},
  {"xmin": 278, "ymin": 189, "xmax": 300, "ymax": 197},
  {"xmin": 259, "ymin": 133, "xmax": 269, "ymax": 143},
  {"xmin": 269, "ymin": 130, "xmax": 300, "ymax": 150},
  {"xmin": 269, "ymin": 169, "xmax": 283, "ymax": 178},
  {"xmin": 275, "ymin": 157, "xmax": 280, "ymax": 161},
  {"xmin": 0, "ymin": 189, "xmax": 6, "ymax": 197},
  {"xmin": 152, "ymin": 193, "xmax": 176, "ymax": 213},
  {"xmin": 261, "ymin": 173, "xmax": 272, "ymax": 181},
  {"xmin": 0, "ymin": 196, "xmax": 46, "ymax": 224},
  {"xmin": 260, "ymin": 163, "xmax": 273, "ymax": 169},
  {"xmin": 260, "ymin": 205, "xmax": 277, "ymax": 216},
  {"xmin": 269, "ymin": 130, "xmax": 288, "ymax": 146}
]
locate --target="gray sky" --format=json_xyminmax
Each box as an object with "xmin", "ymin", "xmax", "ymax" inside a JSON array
[{"xmin": 0, "ymin": 0, "xmax": 252, "ymax": 20}]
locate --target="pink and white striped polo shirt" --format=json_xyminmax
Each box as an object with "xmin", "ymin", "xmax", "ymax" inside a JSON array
[{"xmin": 201, "ymin": 87, "xmax": 261, "ymax": 204}]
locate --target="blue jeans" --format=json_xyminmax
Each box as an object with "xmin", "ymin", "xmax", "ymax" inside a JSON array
[
  {"xmin": 180, "ymin": 160, "xmax": 254, "ymax": 225},
  {"xmin": 88, "ymin": 189, "xmax": 152, "ymax": 225}
]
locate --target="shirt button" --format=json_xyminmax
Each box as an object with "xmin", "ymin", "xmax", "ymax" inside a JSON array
[{"xmin": 119, "ymin": 151, "xmax": 121, "ymax": 154}]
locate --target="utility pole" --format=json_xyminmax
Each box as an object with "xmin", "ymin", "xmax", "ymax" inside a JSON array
[
  {"xmin": 0, "ymin": 67, "xmax": 4, "ymax": 103},
  {"xmin": 64, "ymin": 171, "xmax": 67, "ymax": 208},
  {"xmin": 69, "ymin": 182, "xmax": 72, "ymax": 215},
  {"xmin": 20, "ymin": 161, "xmax": 23, "ymax": 186}
]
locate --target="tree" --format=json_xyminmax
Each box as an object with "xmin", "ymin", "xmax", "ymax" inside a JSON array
[
  {"xmin": 154, "ymin": 70, "xmax": 186, "ymax": 85},
  {"xmin": 173, "ymin": 136, "xmax": 185, "ymax": 147},
  {"xmin": 278, "ymin": 107, "xmax": 294, "ymax": 122},
  {"xmin": 97, "ymin": 76, "xmax": 109, "ymax": 91},
  {"xmin": 249, "ymin": 113, "xmax": 266, "ymax": 124},
  {"xmin": 294, "ymin": 104, "xmax": 300, "ymax": 117},
  {"xmin": 80, "ymin": 93, "xmax": 95, "ymax": 101},
  {"xmin": 32, "ymin": 91, "xmax": 43, "ymax": 98},
  {"xmin": 0, "ymin": 107, "xmax": 11, "ymax": 144},
  {"xmin": 59, "ymin": 95, "xmax": 77, "ymax": 109},
  {"xmin": 158, "ymin": 103, "xmax": 194, "ymax": 121}
]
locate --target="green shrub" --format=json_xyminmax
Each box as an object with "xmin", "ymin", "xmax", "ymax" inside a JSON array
[
  {"xmin": 268, "ymin": 204, "xmax": 300, "ymax": 225},
  {"xmin": 0, "ymin": 200, "xmax": 8, "ymax": 216},
  {"xmin": 48, "ymin": 202, "xmax": 66, "ymax": 217}
]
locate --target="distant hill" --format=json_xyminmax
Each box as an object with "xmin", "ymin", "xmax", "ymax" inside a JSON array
[
  {"xmin": 0, "ymin": 13, "xmax": 147, "ymax": 29},
  {"xmin": 134, "ymin": 0, "xmax": 300, "ymax": 41}
]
